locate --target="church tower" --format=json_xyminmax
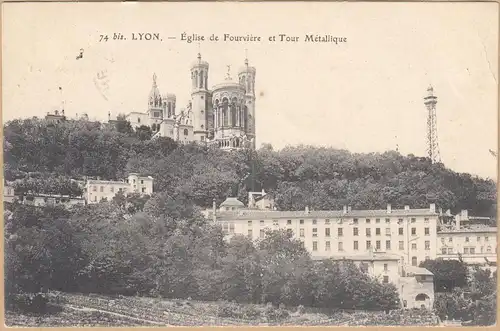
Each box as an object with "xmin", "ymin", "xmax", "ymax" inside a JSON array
[
  {"xmin": 238, "ymin": 55, "xmax": 256, "ymax": 148},
  {"xmin": 190, "ymin": 53, "xmax": 212, "ymax": 142}
]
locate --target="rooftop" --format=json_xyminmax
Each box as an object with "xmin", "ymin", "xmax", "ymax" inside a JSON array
[
  {"xmin": 438, "ymin": 226, "xmax": 497, "ymax": 234},
  {"xmin": 312, "ymin": 253, "xmax": 402, "ymax": 262},
  {"xmin": 404, "ymin": 266, "xmax": 434, "ymax": 276},
  {"xmin": 220, "ymin": 197, "xmax": 245, "ymax": 208},
  {"xmin": 215, "ymin": 208, "xmax": 439, "ymax": 221}
]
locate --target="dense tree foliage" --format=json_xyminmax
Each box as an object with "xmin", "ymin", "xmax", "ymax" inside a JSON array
[
  {"xmin": 4, "ymin": 118, "xmax": 496, "ymax": 217},
  {"xmin": 5, "ymin": 197, "xmax": 399, "ymax": 312},
  {"xmin": 419, "ymin": 259, "xmax": 469, "ymax": 292}
]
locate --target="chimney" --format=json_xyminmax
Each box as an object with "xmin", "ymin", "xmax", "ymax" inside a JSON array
[
  {"xmin": 305, "ymin": 206, "xmax": 310, "ymax": 214},
  {"xmin": 343, "ymin": 205, "xmax": 347, "ymax": 214},
  {"xmin": 404, "ymin": 205, "xmax": 410, "ymax": 211},
  {"xmin": 455, "ymin": 214, "xmax": 461, "ymax": 230},
  {"xmin": 387, "ymin": 204, "xmax": 392, "ymax": 214},
  {"xmin": 429, "ymin": 203, "xmax": 436, "ymax": 213}
]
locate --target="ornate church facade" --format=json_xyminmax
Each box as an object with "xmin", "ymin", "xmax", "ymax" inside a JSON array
[{"xmin": 125, "ymin": 53, "xmax": 256, "ymax": 150}]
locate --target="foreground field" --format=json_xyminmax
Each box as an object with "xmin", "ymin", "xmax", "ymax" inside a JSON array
[{"xmin": 6, "ymin": 292, "xmax": 441, "ymax": 327}]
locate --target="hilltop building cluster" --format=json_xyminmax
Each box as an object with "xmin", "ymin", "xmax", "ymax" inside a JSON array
[{"xmin": 45, "ymin": 53, "xmax": 257, "ymax": 151}]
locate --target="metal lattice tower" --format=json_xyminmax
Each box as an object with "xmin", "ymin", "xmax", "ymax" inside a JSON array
[{"xmin": 424, "ymin": 85, "xmax": 441, "ymax": 163}]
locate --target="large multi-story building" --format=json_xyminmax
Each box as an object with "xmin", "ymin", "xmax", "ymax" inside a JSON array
[
  {"xmin": 85, "ymin": 173, "xmax": 153, "ymax": 204},
  {"xmin": 207, "ymin": 197, "xmax": 440, "ymax": 267},
  {"xmin": 437, "ymin": 210, "xmax": 497, "ymax": 268},
  {"xmin": 125, "ymin": 53, "xmax": 257, "ymax": 150}
]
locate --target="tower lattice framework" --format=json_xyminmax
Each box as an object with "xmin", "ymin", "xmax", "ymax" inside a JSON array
[{"xmin": 424, "ymin": 85, "xmax": 441, "ymax": 164}]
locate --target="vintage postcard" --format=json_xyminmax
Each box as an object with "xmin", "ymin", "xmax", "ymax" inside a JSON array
[{"xmin": 2, "ymin": 1, "xmax": 498, "ymax": 327}]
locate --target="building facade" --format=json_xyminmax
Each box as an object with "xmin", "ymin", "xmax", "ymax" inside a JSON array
[
  {"xmin": 126, "ymin": 53, "xmax": 257, "ymax": 150},
  {"xmin": 86, "ymin": 173, "xmax": 153, "ymax": 203},
  {"xmin": 208, "ymin": 198, "xmax": 440, "ymax": 267}
]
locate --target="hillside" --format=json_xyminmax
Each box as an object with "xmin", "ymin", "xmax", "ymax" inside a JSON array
[{"xmin": 3, "ymin": 117, "xmax": 497, "ymax": 216}]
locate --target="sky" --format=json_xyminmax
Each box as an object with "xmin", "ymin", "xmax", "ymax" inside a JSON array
[{"xmin": 2, "ymin": 2, "xmax": 498, "ymax": 179}]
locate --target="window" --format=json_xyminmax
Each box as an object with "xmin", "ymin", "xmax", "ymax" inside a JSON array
[
  {"xmin": 376, "ymin": 228, "xmax": 381, "ymax": 235},
  {"xmin": 353, "ymin": 228, "xmax": 359, "ymax": 236},
  {"xmin": 273, "ymin": 220, "xmax": 279, "ymax": 226},
  {"xmin": 366, "ymin": 228, "xmax": 371, "ymax": 236},
  {"xmin": 325, "ymin": 219, "xmax": 330, "ymax": 225},
  {"xmin": 383, "ymin": 276, "xmax": 389, "ymax": 283},
  {"xmin": 138, "ymin": 117, "xmax": 141, "ymax": 123},
  {"xmin": 94, "ymin": 196, "xmax": 97, "ymax": 202},
  {"xmin": 354, "ymin": 241, "xmax": 359, "ymax": 250},
  {"xmin": 366, "ymin": 241, "xmax": 372, "ymax": 249},
  {"xmin": 385, "ymin": 228, "xmax": 391, "ymax": 236},
  {"xmin": 260, "ymin": 220, "xmax": 264, "ymax": 226},
  {"xmin": 449, "ymin": 237, "xmax": 453, "ymax": 242},
  {"xmin": 470, "ymin": 248, "xmax": 476, "ymax": 254},
  {"xmin": 326, "ymin": 241, "xmax": 331, "ymax": 251},
  {"xmin": 424, "ymin": 218, "xmax": 429, "ymax": 223},
  {"xmin": 366, "ymin": 219, "xmax": 371, "ymax": 224},
  {"xmin": 154, "ymin": 111, "xmax": 160, "ymax": 118},
  {"xmin": 385, "ymin": 218, "xmax": 390, "ymax": 224},
  {"xmin": 485, "ymin": 237, "xmax": 489, "ymax": 242},
  {"xmin": 412, "ymin": 257, "xmax": 418, "ymax": 266},
  {"xmin": 376, "ymin": 218, "xmax": 380, "ymax": 223},
  {"xmin": 477, "ymin": 237, "xmax": 481, "ymax": 242},
  {"xmin": 299, "ymin": 229, "xmax": 305, "ymax": 237},
  {"xmin": 487, "ymin": 246, "xmax": 492, "ymax": 252},
  {"xmin": 248, "ymin": 229, "xmax": 253, "ymax": 237},
  {"xmin": 110, "ymin": 187, "xmax": 114, "ymax": 193},
  {"xmin": 313, "ymin": 241, "xmax": 318, "ymax": 251},
  {"xmin": 425, "ymin": 256, "xmax": 430, "ymax": 260},
  {"xmin": 399, "ymin": 228, "xmax": 404, "ymax": 235},
  {"xmin": 325, "ymin": 228, "xmax": 331, "ymax": 237},
  {"xmin": 447, "ymin": 248, "xmax": 453, "ymax": 254},
  {"xmin": 300, "ymin": 219, "xmax": 304, "ymax": 225},
  {"xmin": 133, "ymin": 179, "xmax": 136, "ymax": 184},
  {"xmin": 287, "ymin": 220, "xmax": 292, "ymax": 225},
  {"xmin": 141, "ymin": 180, "xmax": 144, "ymax": 184},
  {"xmin": 398, "ymin": 218, "xmax": 403, "ymax": 224},
  {"xmin": 260, "ymin": 229, "xmax": 265, "ymax": 238},
  {"xmin": 338, "ymin": 242, "xmax": 343, "ymax": 251},
  {"xmin": 229, "ymin": 223, "xmax": 235, "ymax": 233},
  {"xmin": 384, "ymin": 263, "xmax": 388, "ymax": 271},
  {"xmin": 248, "ymin": 221, "xmax": 252, "ymax": 226},
  {"xmin": 142, "ymin": 187, "xmax": 146, "ymax": 193},
  {"xmin": 411, "ymin": 218, "xmax": 416, "ymax": 223},
  {"xmin": 425, "ymin": 227, "xmax": 430, "ymax": 235},
  {"xmin": 441, "ymin": 238, "xmax": 445, "ymax": 244},
  {"xmin": 412, "ymin": 243, "xmax": 417, "ymax": 250},
  {"xmin": 312, "ymin": 219, "xmax": 317, "ymax": 225},
  {"xmin": 399, "ymin": 241, "xmax": 404, "ymax": 250},
  {"xmin": 411, "ymin": 228, "xmax": 416, "ymax": 235},
  {"xmin": 92, "ymin": 186, "xmax": 97, "ymax": 192},
  {"xmin": 353, "ymin": 218, "xmax": 359, "ymax": 224},
  {"xmin": 338, "ymin": 228, "xmax": 343, "ymax": 236},
  {"xmin": 386, "ymin": 240, "xmax": 391, "ymax": 250},
  {"xmin": 100, "ymin": 186, "xmax": 104, "ymax": 192},
  {"xmin": 465, "ymin": 237, "xmax": 469, "ymax": 242},
  {"xmin": 312, "ymin": 228, "xmax": 318, "ymax": 237},
  {"xmin": 464, "ymin": 248, "xmax": 469, "ymax": 254},
  {"xmin": 425, "ymin": 241, "xmax": 430, "ymax": 250},
  {"xmin": 441, "ymin": 248, "xmax": 447, "ymax": 254},
  {"xmin": 376, "ymin": 240, "xmax": 381, "ymax": 249}
]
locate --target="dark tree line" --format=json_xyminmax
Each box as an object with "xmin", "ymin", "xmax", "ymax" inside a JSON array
[{"xmin": 3, "ymin": 118, "xmax": 497, "ymax": 217}]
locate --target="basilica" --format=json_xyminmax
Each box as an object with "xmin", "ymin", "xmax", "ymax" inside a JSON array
[{"xmin": 125, "ymin": 53, "xmax": 257, "ymax": 150}]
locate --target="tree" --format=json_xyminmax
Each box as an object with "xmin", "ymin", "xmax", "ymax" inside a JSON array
[{"xmin": 419, "ymin": 259, "xmax": 468, "ymax": 292}]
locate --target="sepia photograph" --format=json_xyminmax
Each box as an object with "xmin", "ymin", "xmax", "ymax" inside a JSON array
[{"xmin": 2, "ymin": 1, "xmax": 498, "ymax": 327}]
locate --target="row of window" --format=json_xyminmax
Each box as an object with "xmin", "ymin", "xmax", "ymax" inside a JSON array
[
  {"xmin": 294, "ymin": 226, "xmax": 430, "ymax": 237},
  {"xmin": 440, "ymin": 236, "xmax": 491, "ymax": 243},
  {"xmin": 251, "ymin": 218, "xmax": 431, "ymax": 226},
  {"xmin": 440, "ymin": 246, "xmax": 494, "ymax": 255}
]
